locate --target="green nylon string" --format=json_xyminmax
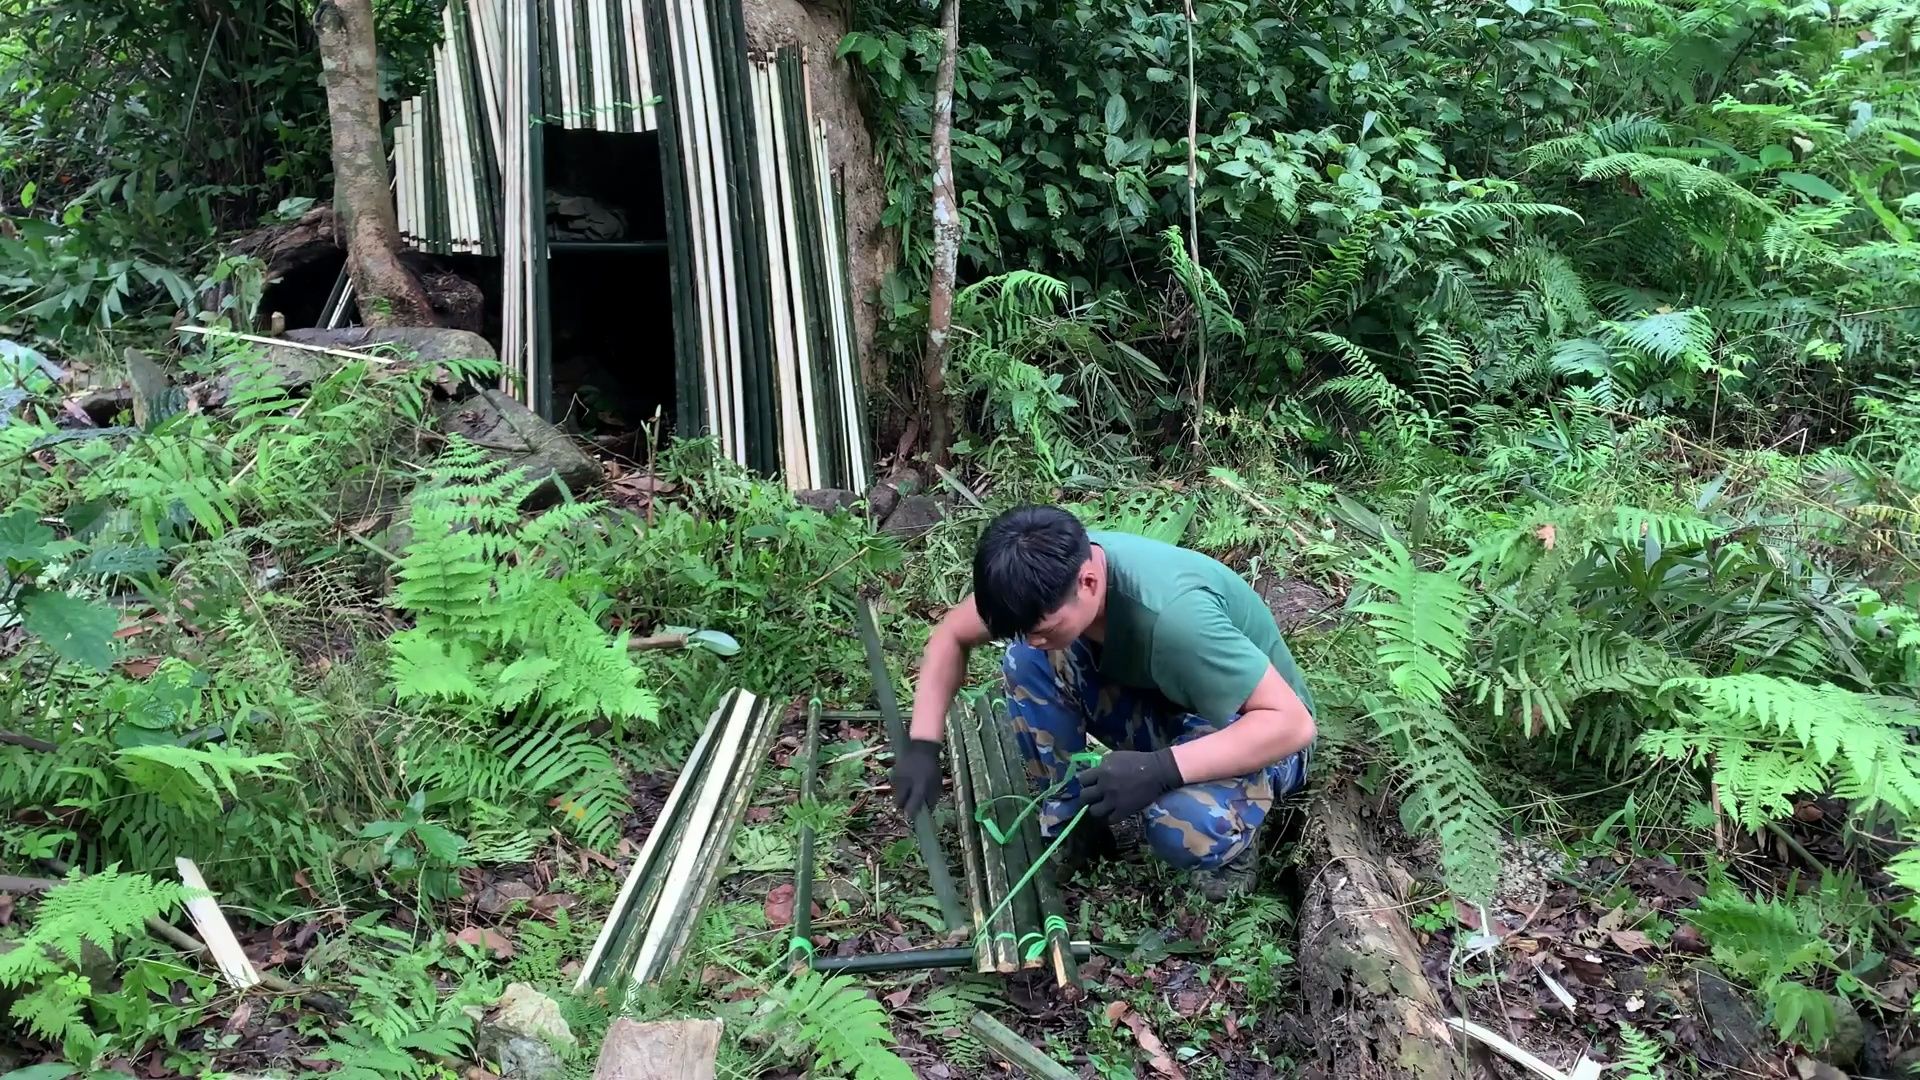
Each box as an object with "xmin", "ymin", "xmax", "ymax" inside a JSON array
[
  {"xmin": 786, "ymin": 936, "xmax": 815, "ymax": 958},
  {"xmin": 971, "ymin": 744, "xmax": 1102, "ymax": 954},
  {"xmin": 974, "ymin": 750, "xmax": 1102, "ymax": 845}
]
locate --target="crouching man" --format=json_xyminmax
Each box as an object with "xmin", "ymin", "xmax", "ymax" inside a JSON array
[{"xmin": 891, "ymin": 505, "xmax": 1316, "ymax": 899}]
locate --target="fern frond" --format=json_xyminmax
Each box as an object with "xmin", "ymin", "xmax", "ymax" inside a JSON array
[
  {"xmin": 763, "ymin": 972, "xmax": 917, "ymax": 1080},
  {"xmin": 1351, "ymin": 537, "xmax": 1478, "ymax": 706},
  {"xmin": 0, "ymin": 867, "xmax": 185, "ymax": 988}
]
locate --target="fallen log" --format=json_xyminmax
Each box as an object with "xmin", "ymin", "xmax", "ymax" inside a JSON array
[{"xmin": 1294, "ymin": 782, "xmax": 1476, "ymax": 1080}]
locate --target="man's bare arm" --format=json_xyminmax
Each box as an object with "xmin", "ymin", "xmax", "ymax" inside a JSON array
[
  {"xmin": 908, "ymin": 595, "xmax": 992, "ymax": 743},
  {"xmin": 1168, "ymin": 666, "xmax": 1315, "ymax": 784}
]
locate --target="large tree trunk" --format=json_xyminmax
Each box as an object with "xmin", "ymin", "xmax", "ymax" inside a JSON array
[
  {"xmin": 314, "ymin": 0, "xmax": 435, "ymax": 327},
  {"xmin": 1295, "ymin": 783, "xmax": 1480, "ymax": 1080},
  {"xmin": 922, "ymin": 0, "xmax": 959, "ymax": 465}
]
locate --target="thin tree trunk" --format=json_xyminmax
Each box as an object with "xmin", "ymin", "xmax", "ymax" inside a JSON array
[
  {"xmin": 923, "ymin": 0, "xmax": 960, "ymax": 465},
  {"xmin": 1183, "ymin": 0, "xmax": 1206, "ymax": 452},
  {"xmin": 314, "ymin": 0, "xmax": 435, "ymax": 327}
]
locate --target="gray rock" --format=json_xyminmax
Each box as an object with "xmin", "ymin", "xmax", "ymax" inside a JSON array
[
  {"xmin": 204, "ymin": 327, "xmax": 497, "ymax": 407},
  {"xmin": 794, "ymin": 488, "xmax": 859, "ymax": 515},
  {"xmin": 881, "ymin": 494, "xmax": 945, "ymax": 539},
  {"xmin": 1794, "ymin": 1056, "xmax": 1849, "ymax": 1080},
  {"xmin": 434, "ymin": 390, "xmax": 604, "ymax": 507},
  {"xmin": 490, "ymin": 982, "xmax": 576, "ymax": 1051},
  {"xmin": 865, "ymin": 467, "xmax": 925, "ymax": 522},
  {"xmin": 1820, "ymin": 993, "xmax": 1865, "ymax": 1069},
  {"xmin": 483, "ymin": 1034, "xmax": 566, "ymax": 1080},
  {"xmin": 284, "ymin": 326, "xmax": 497, "ymax": 367},
  {"xmin": 1691, "ymin": 964, "xmax": 1772, "ymax": 1071}
]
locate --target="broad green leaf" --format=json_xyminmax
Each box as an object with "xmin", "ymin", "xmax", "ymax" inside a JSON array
[
  {"xmin": 19, "ymin": 588, "xmax": 119, "ymax": 671},
  {"xmin": 1758, "ymin": 145, "xmax": 1793, "ymax": 168},
  {"xmin": 1776, "ymin": 171, "xmax": 1846, "ymax": 202},
  {"xmin": 0, "ymin": 509, "xmax": 56, "ymax": 563},
  {"xmin": 1104, "ymin": 92, "xmax": 1128, "ymax": 132}
]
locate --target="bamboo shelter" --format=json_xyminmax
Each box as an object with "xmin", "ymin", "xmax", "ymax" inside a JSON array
[{"xmin": 386, "ymin": 0, "xmax": 871, "ymax": 490}]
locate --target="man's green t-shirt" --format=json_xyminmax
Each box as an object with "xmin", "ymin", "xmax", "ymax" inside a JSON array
[{"xmin": 1088, "ymin": 530, "xmax": 1314, "ymax": 723}]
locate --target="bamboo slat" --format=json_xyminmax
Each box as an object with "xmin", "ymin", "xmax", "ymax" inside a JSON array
[
  {"xmin": 630, "ymin": 689, "xmax": 760, "ymax": 982},
  {"xmin": 790, "ymin": 699, "xmax": 823, "ymax": 973},
  {"xmin": 993, "ymin": 700, "xmax": 1074, "ymax": 985},
  {"xmin": 661, "ymin": 692, "xmax": 783, "ymax": 975},
  {"xmin": 978, "ymin": 698, "xmax": 1043, "ymax": 970},
  {"xmin": 959, "ymin": 705, "xmax": 1017, "ymax": 972},
  {"xmin": 573, "ymin": 693, "xmax": 727, "ymax": 990},
  {"xmin": 945, "ymin": 707, "xmax": 993, "ymax": 972}
]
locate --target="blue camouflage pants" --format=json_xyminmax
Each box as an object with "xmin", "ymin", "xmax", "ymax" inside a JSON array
[{"xmin": 1000, "ymin": 638, "xmax": 1312, "ymax": 871}]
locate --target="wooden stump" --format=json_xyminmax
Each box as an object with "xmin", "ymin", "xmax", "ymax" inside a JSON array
[{"xmin": 1294, "ymin": 783, "xmax": 1477, "ymax": 1080}]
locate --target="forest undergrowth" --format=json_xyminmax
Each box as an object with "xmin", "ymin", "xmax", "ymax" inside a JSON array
[{"xmin": 3, "ymin": 0, "xmax": 1920, "ymax": 1075}]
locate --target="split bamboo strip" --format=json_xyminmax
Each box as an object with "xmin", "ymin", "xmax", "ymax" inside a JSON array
[
  {"xmin": 993, "ymin": 700, "xmax": 1074, "ymax": 986},
  {"xmin": 832, "ymin": 182, "xmax": 874, "ymax": 485},
  {"xmin": 468, "ymin": 0, "xmax": 504, "ymax": 154},
  {"xmin": 631, "ymin": 689, "xmax": 760, "ymax": 983},
  {"xmin": 685, "ymin": 0, "xmax": 743, "ymax": 462},
  {"xmin": 854, "ymin": 598, "xmax": 966, "ymax": 931},
  {"xmin": 943, "ymin": 707, "xmax": 992, "ymax": 972},
  {"xmin": 661, "ymin": 692, "xmax": 784, "ymax": 975},
  {"xmin": 572, "ymin": 0, "xmax": 595, "ymax": 128},
  {"xmin": 610, "ymin": 0, "xmax": 635, "ymax": 131},
  {"xmin": 752, "ymin": 62, "xmax": 811, "ymax": 487},
  {"xmin": 574, "ymin": 693, "xmax": 727, "ymax": 990},
  {"xmin": 641, "ymin": 0, "xmax": 701, "ymax": 436},
  {"xmin": 499, "ymin": 0, "xmax": 523, "ymax": 392},
  {"xmin": 526, "ymin": 0, "xmax": 552, "ymax": 418},
  {"xmin": 958, "ymin": 705, "xmax": 1016, "ymax": 972},
  {"xmin": 440, "ymin": 19, "xmax": 478, "ymax": 252},
  {"xmin": 781, "ymin": 51, "xmax": 844, "ymax": 486},
  {"xmin": 978, "ymin": 697, "xmax": 1042, "ymax": 970},
  {"xmin": 716, "ymin": 0, "xmax": 779, "ymax": 478},
  {"xmin": 790, "ymin": 699, "xmax": 823, "ymax": 974},
  {"xmin": 663, "ymin": 0, "xmax": 725, "ymax": 454},
  {"xmin": 627, "ymin": 0, "xmax": 657, "ymax": 130},
  {"xmin": 814, "ymin": 123, "xmax": 864, "ymax": 485},
  {"xmin": 588, "ymin": 0, "xmax": 615, "ymax": 130},
  {"xmin": 763, "ymin": 58, "xmax": 824, "ymax": 482},
  {"xmin": 455, "ymin": 4, "xmax": 499, "ymax": 254},
  {"xmin": 553, "ymin": 0, "xmax": 580, "ymax": 126},
  {"xmin": 538, "ymin": 0, "xmax": 560, "ymax": 125},
  {"xmin": 422, "ymin": 69, "xmax": 444, "ymax": 253},
  {"xmin": 174, "ymin": 858, "xmax": 262, "ymax": 990}
]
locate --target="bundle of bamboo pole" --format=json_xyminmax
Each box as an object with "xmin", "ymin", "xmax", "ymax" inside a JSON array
[{"xmin": 575, "ymin": 688, "xmax": 782, "ymax": 992}]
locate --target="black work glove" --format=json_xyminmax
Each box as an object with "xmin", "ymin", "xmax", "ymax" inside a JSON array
[
  {"xmin": 1072, "ymin": 748, "xmax": 1183, "ymax": 821},
  {"xmin": 892, "ymin": 739, "xmax": 944, "ymax": 816}
]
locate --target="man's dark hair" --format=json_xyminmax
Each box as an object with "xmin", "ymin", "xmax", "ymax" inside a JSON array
[{"xmin": 973, "ymin": 505, "xmax": 1091, "ymax": 639}]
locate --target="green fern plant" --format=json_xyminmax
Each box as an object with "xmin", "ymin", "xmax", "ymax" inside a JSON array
[
  {"xmin": 1686, "ymin": 882, "xmax": 1843, "ymax": 1049},
  {"xmin": 1350, "ymin": 537, "xmax": 1503, "ymax": 904},
  {"xmin": 755, "ymin": 971, "xmax": 917, "ymax": 1080},
  {"xmin": 387, "ymin": 437, "xmax": 658, "ymax": 852},
  {"xmin": 1613, "ymin": 1024, "xmax": 1666, "ymax": 1078},
  {"xmin": 0, "ymin": 867, "xmax": 186, "ymax": 1060}
]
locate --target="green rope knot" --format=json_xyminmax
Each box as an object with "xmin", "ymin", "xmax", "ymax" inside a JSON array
[
  {"xmin": 786, "ymin": 936, "xmax": 815, "ymax": 958},
  {"xmin": 1019, "ymin": 932, "xmax": 1047, "ymax": 961}
]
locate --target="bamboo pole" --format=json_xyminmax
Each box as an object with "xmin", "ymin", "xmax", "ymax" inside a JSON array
[
  {"xmin": 944, "ymin": 707, "xmax": 991, "ymax": 970},
  {"xmin": 527, "ymin": 0, "xmax": 552, "ymax": 417},
  {"xmin": 574, "ymin": 693, "xmax": 727, "ymax": 991},
  {"xmin": 968, "ymin": 1012, "xmax": 1079, "ymax": 1080},
  {"xmin": 809, "ymin": 943, "xmax": 1092, "ymax": 975},
  {"xmin": 790, "ymin": 698, "xmax": 823, "ymax": 974},
  {"xmin": 853, "ymin": 597, "xmax": 966, "ymax": 931},
  {"xmin": 766, "ymin": 57, "xmax": 825, "ymax": 481},
  {"xmin": 978, "ymin": 698, "xmax": 1041, "ymax": 970},
  {"xmin": 959, "ymin": 706, "xmax": 1016, "ymax": 973}
]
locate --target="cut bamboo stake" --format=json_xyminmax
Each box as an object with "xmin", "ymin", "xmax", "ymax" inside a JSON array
[
  {"xmin": 173, "ymin": 326, "xmax": 398, "ymax": 365},
  {"xmin": 1442, "ymin": 1017, "xmax": 1602, "ymax": 1080},
  {"xmin": 632, "ymin": 689, "xmax": 759, "ymax": 982},
  {"xmin": 790, "ymin": 698, "xmax": 823, "ymax": 974},
  {"xmin": 174, "ymin": 858, "xmax": 261, "ymax": 990},
  {"xmin": 959, "ymin": 706, "xmax": 1017, "ymax": 973},
  {"xmin": 944, "ymin": 707, "xmax": 990, "ymax": 967},
  {"xmin": 968, "ymin": 1012, "xmax": 1079, "ymax": 1080},
  {"xmin": 811, "ymin": 942, "xmax": 1092, "ymax": 975},
  {"xmin": 853, "ymin": 597, "xmax": 966, "ymax": 931},
  {"xmin": 575, "ymin": 693, "xmax": 728, "ymax": 991}
]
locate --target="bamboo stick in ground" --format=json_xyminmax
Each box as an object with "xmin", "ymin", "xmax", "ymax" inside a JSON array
[
  {"xmin": 958, "ymin": 705, "xmax": 1017, "ymax": 973},
  {"xmin": 789, "ymin": 698, "xmax": 823, "ymax": 974},
  {"xmin": 977, "ymin": 698, "xmax": 1043, "ymax": 969},
  {"xmin": 968, "ymin": 1012, "xmax": 1079, "ymax": 1080},
  {"xmin": 854, "ymin": 597, "xmax": 966, "ymax": 930},
  {"xmin": 944, "ymin": 707, "xmax": 991, "ymax": 970}
]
